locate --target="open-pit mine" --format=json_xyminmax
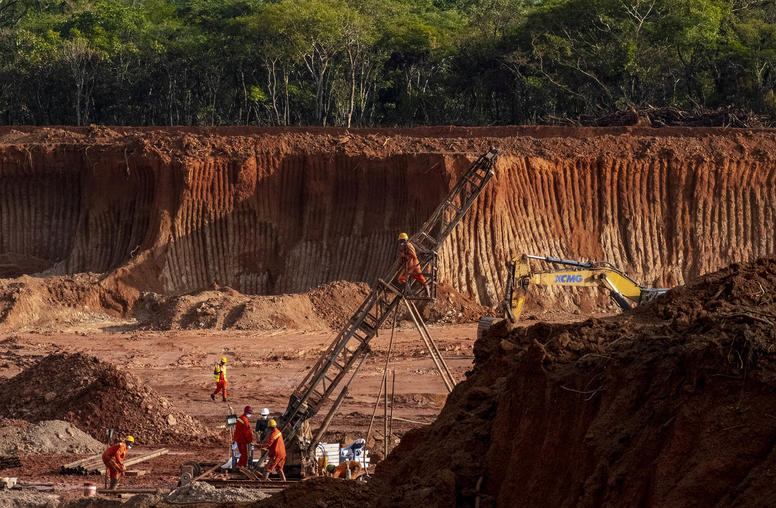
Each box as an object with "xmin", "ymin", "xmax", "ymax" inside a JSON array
[{"xmin": 1, "ymin": 126, "xmax": 775, "ymax": 507}]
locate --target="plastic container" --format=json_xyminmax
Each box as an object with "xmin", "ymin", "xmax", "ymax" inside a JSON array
[{"xmin": 83, "ymin": 482, "xmax": 97, "ymax": 496}]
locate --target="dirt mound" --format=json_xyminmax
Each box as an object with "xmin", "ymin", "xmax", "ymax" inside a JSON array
[
  {"xmin": 134, "ymin": 285, "xmax": 329, "ymax": 331},
  {"xmin": 417, "ymin": 282, "xmax": 493, "ymax": 324},
  {"xmin": 308, "ymin": 281, "xmax": 372, "ymax": 329},
  {"xmin": 256, "ymin": 477, "xmax": 374, "ymax": 508},
  {"xmin": 0, "ymin": 353, "xmax": 213, "ymax": 446},
  {"xmin": 165, "ymin": 482, "xmax": 270, "ymax": 503},
  {"xmin": 0, "ymin": 276, "xmax": 486, "ymax": 332},
  {"xmin": 0, "ymin": 274, "xmax": 129, "ymax": 331},
  {"xmin": 0, "ymin": 419, "xmax": 103, "ymax": 455},
  {"xmin": 0, "ymin": 490, "xmax": 59, "ymax": 508},
  {"xmin": 132, "ymin": 280, "xmax": 486, "ymax": 331},
  {"xmin": 372, "ymin": 258, "xmax": 776, "ymax": 507}
]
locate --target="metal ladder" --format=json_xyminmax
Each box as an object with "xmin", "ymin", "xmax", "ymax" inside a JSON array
[{"xmin": 279, "ymin": 148, "xmax": 499, "ymax": 441}]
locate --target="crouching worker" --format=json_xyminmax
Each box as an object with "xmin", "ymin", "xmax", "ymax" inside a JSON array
[
  {"xmin": 102, "ymin": 435, "xmax": 134, "ymax": 489},
  {"xmin": 332, "ymin": 460, "xmax": 364, "ymax": 480},
  {"xmin": 258, "ymin": 419, "xmax": 286, "ymax": 481}
]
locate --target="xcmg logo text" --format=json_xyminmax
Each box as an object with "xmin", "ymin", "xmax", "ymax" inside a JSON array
[{"xmin": 555, "ymin": 274, "xmax": 583, "ymax": 283}]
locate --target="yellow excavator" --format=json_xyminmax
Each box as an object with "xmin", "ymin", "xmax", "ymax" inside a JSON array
[{"xmin": 501, "ymin": 254, "xmax": 669, "ymax": 323}]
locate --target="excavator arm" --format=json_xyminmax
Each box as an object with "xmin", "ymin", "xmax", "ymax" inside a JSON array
[{"xmin": 503, "ymin": 254, "xmax": 668, "ymax": 323}]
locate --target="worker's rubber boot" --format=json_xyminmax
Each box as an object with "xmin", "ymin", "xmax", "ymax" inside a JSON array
[
  {"xmin": 109, "ymin": 478, "xmax": 119, "ymax": 490},
  {"xmin": 210, "ymin": 393, "xmax": 215, "ymax": 401},
  {"xmin": 222, "ymin": 397, "xmax": 227, "ymax": 402}
]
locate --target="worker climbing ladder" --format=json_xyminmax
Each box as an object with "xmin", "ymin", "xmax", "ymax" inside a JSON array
[{"xmin": 278, "ymin": 148, "xmax": 499, "ymax": 456}]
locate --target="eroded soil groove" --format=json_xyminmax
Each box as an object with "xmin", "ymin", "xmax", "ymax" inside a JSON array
[{"xmin": 1, "ymin": 127, "xmax": 774, "ymax": 311}]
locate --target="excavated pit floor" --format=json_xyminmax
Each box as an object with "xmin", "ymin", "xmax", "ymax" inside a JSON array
[{"xmin": 2, "ymin": 126, "xmax": 776, "ymax": 504}]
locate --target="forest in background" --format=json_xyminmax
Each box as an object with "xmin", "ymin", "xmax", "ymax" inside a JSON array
[{"xmin": 0, "ymin": 0, "xmax": 774, "ymax": 126}]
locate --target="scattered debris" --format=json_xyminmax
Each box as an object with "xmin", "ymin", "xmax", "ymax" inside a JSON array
[
  {"xmin": 0, "ymin": 420, "xmax": 103, "ymax": 456},
  {"xmin": 0, "ymin": 353, "xmax": 214, "ymax": 445},
  {"xmin": 0, "ymin": 489, "xmax": 59, "ymax": 508},
  {"xmin": 165, "ymin": 481, "xmax": 271, "ymax": 503}
]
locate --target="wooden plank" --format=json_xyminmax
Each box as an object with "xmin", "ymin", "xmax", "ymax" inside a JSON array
[
  {"xmin": 239, "ymin": 467, "xmax": 259, "ymax": 480},
  {"xmin": 63, "ymin": 455, "xmax": 101, "ymax": 468},
  {"xmin": 93, "ymin": 449, "xmax": 169, "ymax": 474},
  {"xmin": 97, "ymin": 488, "xmax": 162, "ymax": 494}
]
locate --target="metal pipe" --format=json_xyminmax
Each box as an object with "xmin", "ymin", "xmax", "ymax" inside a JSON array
[
  {"xmin": 366, "ymin": 303, "xmax": 398, "ymax": 441},
  {"xmin": 97, "ymin": 488, "xmax": 164, "ymax": 494},
  {"xmin": 310, "ymin": 386, "xmax": 349, "ymax": 450},
  {"xmin": 308, "ymin": 350, "xmax": 371, "ymax": 455},
  {"xmin": 389, "ymin": 370, "xmax": 396, "ymax": 445},
  {"xmin": 525, "ymin": 254, "xmax": 593, "ymax": 268}
]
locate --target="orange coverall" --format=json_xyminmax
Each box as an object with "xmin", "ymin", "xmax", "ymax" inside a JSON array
[
  {"xmin": 233, "ymin": 414, "xmax": 252, "ymax": 467},
  {"xmin": 101, "ymin": 442, "xmax": 127, "ymax": 479},
  {"xmin": 332, "ymin": 460, "xmax": 364, "ymax": 479},
  {"xmin": 398, "ymin": 241, "xmax": 426, "ymax": 284},
  {"xmin": 213, "ymin": 364, "xmax": 227, "ymax": 399},
  {"xmin": 261, "ymin": 427, "xmax": 286, "ymax": 474}
]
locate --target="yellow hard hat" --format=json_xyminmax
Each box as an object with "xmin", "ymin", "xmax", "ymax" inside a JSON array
[
  {"xmin": 125, "ymin": 436, "xmax": 134, "ymax": 443},
  {"xmin": 221, "ymin": 357, "xmax": 227, "ymax": 364},
  {"xmin": 268, "ymin": 419, "xmax": 277, "ymax": 428},
  {"xmin": 398, "ymin": 233, "xmax": 408, "ymax": 241}
]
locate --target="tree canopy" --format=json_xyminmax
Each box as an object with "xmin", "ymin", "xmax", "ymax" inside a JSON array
[{"xmin": 0, "ymin": 0, "xmax": 774, "ymax": 125}]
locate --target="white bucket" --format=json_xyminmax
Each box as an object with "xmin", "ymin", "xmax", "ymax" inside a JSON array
[{"xmin": 83, "ymin": 482, "xmax": 97, "ymax": 496}]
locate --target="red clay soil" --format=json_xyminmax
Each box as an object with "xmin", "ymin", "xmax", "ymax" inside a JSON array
[
  {"xmin": 0, "ymin": 352, "xmax": 215, "ymax": 446},
  {"xmin": 0, "ymin": 275, "xmax": 489, "ymax": 332},
  {"xmin": 366, "ymin": 258, "xmax": 776, "ymax": 507},
  {"xmin": 1, "ymin": 126, "xmax": 774, "ymax": 313}
]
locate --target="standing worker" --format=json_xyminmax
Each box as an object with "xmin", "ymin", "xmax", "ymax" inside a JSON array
[
  {"xmin": 211, "ymin": 356, "xmax": 227, "ymax": 402},
  {"xmin": 396, "ymin": 233, "xmax": 430, "ymax": 297},
  {"xmin": 233, "ymin": 406, "xmax": 253, "ymax": 468},
  {"xmin": 101, "ymin": 435, "xmax": 134, "ymax": 490},
  {"xmin": 255, "ymin": 407, "xmax": 271, "ymax": 441},
  {"xmin": 259, "ymin": 419, "xmax": 286, "ymax": 481}
]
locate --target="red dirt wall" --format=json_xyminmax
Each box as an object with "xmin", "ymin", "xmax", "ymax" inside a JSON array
[
  {"xmin": 373, "ymin": 258, "xmax": 776, "ymax": 507},
  {"xmin": 1, "ymin": 127, "xmax": 774, "ymax": 311}
]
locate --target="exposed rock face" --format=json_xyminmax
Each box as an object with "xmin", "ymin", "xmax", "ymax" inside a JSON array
[{"xmin": 0, "ymin": 126, "xmax": 774, "ymax": 310}]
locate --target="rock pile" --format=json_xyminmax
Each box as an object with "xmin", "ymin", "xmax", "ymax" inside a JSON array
[{"xmin": 0, "ymin": 353, "xmax": 214, "ymax": 445}]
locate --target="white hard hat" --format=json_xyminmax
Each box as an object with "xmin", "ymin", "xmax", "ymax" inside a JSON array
[{"xmin": 261, "ymin": 408, "xmax": 270, "ymax": 416}]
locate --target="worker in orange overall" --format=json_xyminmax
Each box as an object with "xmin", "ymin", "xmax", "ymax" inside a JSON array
[
  {"xmin": 211, "ymin": 356, "xmax": 227, "ymax": 402},
  {"xmin": 232, "ymin": 405, "xmax": 253, "ymax": 468},
  {"xmin": 397, "ymin": 232, "xmax": 430, "ymax": 297},
  {"xmin": 101, "ymin": 435, "xmax": 134, "ymax": 490},
  {"xmin": 331, "ymin": 460, "xmax": 364, "ymax": 479},
  {"xmin": 259, "ymin": 419, "xmax": 286, "ymax": 481}
]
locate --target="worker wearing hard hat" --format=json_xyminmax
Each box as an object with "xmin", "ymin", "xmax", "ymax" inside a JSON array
[
  {"xmin": 396, "ymin": 233, "xmax": 430, "ymax": 297},
  {"xmin": 211, "ymin": 356, "xmax": 227, "ymax": 402},
  {"xmin": 101, "ymin": 435, "xmax": 134, "ymax": 490},
  {"xmin": 258, "ymin": 419, "xmax": 286, "ymax": 481},
  {"xmin": 233, "ymin": 406, "xmax": 253, "ymax": 467},
  {"xmin": 255, "ymin": 407, "xmax": 271, "ymax": 441}
]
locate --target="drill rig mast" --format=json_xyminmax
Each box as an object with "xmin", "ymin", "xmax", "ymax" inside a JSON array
[{"xmin": 277, "ymin": 149, "xmax": 499, "ymax": 473}]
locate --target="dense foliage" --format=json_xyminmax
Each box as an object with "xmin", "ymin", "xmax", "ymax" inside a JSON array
[{"xmin": 0, "ymin": 0, "xmax": 774, "ymax": 126}]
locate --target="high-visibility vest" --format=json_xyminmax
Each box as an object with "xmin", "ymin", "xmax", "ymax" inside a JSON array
[{"xmin": 214, "ymin": 364, "xmax": 226, "ymax": 382}]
